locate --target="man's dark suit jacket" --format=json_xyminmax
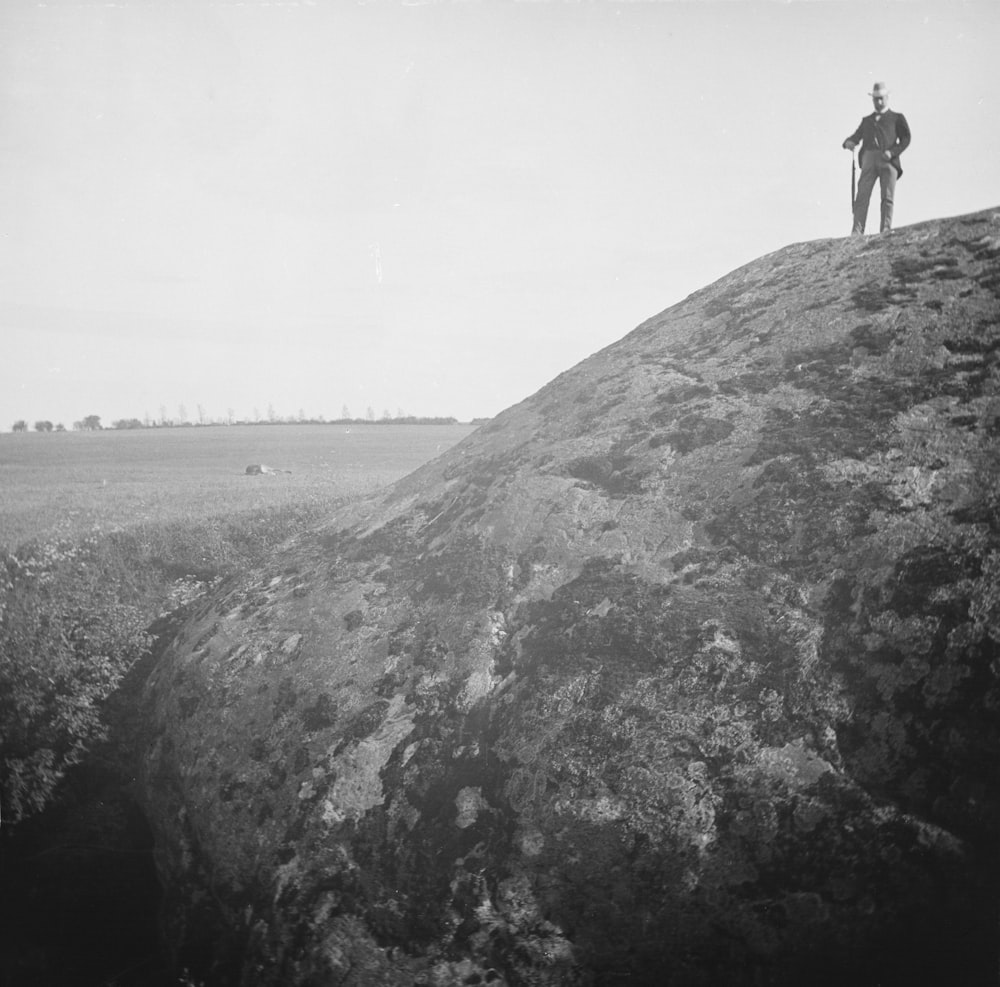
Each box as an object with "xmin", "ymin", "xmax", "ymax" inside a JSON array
[{"xmin": 845, "ymin": 109, "xmax": 911, "ymax": 178}]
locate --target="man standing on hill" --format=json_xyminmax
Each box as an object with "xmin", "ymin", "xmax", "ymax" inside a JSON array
[{"xmin": 843, "ymin": 82, "xmax": 911, "ymax": 235}]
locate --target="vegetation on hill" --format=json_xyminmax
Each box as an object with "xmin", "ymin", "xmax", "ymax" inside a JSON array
[{"xmin": 133, "ymin": 208, "xmax": 1000, "ymax": 986}]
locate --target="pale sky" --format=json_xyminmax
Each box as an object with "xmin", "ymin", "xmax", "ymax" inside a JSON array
[{"xmin": 2, "ymin": 0, "xmax": 998, "ymax": 429}]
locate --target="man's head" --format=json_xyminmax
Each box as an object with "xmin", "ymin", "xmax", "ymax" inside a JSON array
[{"xmin": 870, "ymin": 81, "xmax": 890, "ymax": 112}]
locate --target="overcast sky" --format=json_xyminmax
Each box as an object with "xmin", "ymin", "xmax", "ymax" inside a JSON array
[{"xmin": 2, "ymin": 0, "xmax": 999, "ymax": 428}]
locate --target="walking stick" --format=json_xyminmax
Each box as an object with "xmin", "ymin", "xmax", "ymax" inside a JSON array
[{"xmin": 851, "ymin": 152, "xmax": 857, "ymax": 212}]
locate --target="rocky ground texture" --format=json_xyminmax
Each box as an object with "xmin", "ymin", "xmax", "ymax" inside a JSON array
[{"xmin": 138, "ymin": 209, "xmax": 1000, "ymax": 986}]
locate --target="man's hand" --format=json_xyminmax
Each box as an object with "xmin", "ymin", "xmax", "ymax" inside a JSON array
[{"xmin": 843, "ymin": 140, "xmax": 857, "ymax": 151}]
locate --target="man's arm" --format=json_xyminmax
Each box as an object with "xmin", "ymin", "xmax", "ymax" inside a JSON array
[
  {"xmin": 842, "ymin": 118, "xmax": 865, "ymax": 151},
  {"xmin": 894, "ymin": 113, "xmax": 911, "ymax": 155}
]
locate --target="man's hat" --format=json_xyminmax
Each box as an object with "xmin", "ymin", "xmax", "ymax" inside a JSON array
[{"xmin": 869, "ymin": 81, "xmax": 890, "ymax": 97}]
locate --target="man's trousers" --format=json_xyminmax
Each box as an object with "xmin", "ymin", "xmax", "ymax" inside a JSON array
[{"xmin": 852, "ymin": 150, "xmax": 897, "ymax": 234}]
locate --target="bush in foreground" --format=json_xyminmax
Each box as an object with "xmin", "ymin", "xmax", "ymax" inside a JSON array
[
  {"xmin": 0, "ymin": 499, "xmax": 335, "ymax": 824},
  {"xmin": 0, "ymin": 538, "xmax": 151, "ymax": 823}
]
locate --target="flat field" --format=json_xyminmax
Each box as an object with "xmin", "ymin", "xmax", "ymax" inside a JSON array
[{"xmin": 0, "ymin": 423, "xmax": 476, "ymax": 550}]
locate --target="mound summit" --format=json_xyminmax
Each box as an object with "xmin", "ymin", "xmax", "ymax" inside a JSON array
[{"xmin": 138, "ymin": 209, "xmax": 1000, "ymax": 986}]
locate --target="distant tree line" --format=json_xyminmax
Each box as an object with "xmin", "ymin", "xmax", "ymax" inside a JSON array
[
  {"xmin": 10, "ymin": 412, "xmax": 467, "ymax": 433},
  {"xmin": 12, "ymin": 420, "xmax": 66, "ymax": 433}
]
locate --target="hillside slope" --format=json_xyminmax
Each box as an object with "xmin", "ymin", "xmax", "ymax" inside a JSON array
[{"xmin": 139, "ymin": 209, "xmax": 1000, "ymax": 986}]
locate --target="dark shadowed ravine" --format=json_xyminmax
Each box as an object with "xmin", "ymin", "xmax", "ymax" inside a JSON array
[{"xmin": 137, "ymin": 209, "xmax": 1000, "ymax": 986}]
